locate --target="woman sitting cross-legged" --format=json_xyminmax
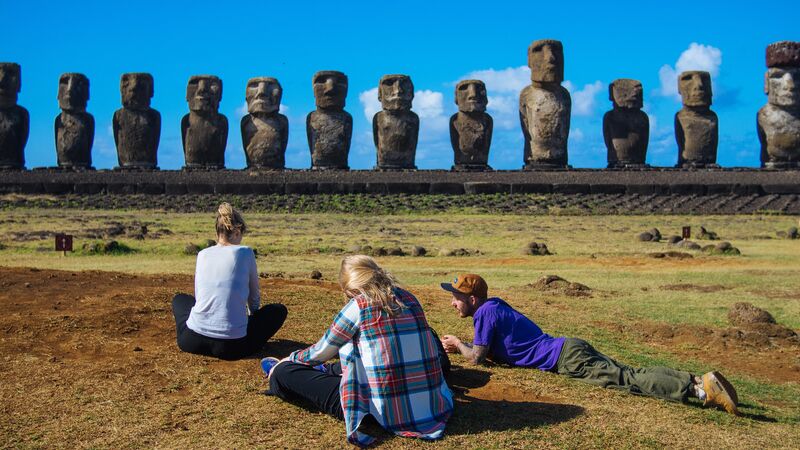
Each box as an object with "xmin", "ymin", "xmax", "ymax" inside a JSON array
[
  {"xmin": 262, "ymin": 255, "xmax": 453, "ymax": 447},
  {"xmin": 171, "ymin": 202, "xmax": 287, "ymax": 360}
]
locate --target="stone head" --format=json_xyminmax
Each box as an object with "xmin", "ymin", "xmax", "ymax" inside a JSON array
[
  {"xmin": 765, "ymin": 41, "xmax": 800, "ymax": 108},
  {"xmin": 313, "ymin": 71, "xmax": 348, "ymax": 110},
  {"xmin": 528, "ymin": 40, "xmax": 564, "ymax": 83},
  {"xmin": 0, "ymin": 62, "xmax": 21, "ymax": 106},
  {"xmin": 246, "ymin": 77, "xmax": 282, "ymax": 114},
  {"xmin": 678, "ymin": 71, "xmax": 712, "ymax": 107},
  {"xmin": 609, "ymin": 79, "xmax": 643, "ymax": 109},
  {"xmin": 378, "ymin": 74, "xmax": 413, "ymax": 111},
  {"xmin": 455, "ymin": 79, "xmax": 488, "ymax": 113},
  {"xmin": 120, "ymin": 73, "xmax": 154, "ymax": 109},
  {"xmin": 58, "ymin": 73, "xmax": 89, "ymax": 112},
  {"xmin": 186, "ymin": 75, "xmax": 222, "ymax": 113}
]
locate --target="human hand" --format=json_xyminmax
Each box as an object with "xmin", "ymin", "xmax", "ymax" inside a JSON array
[{"xmin": 441, "ymin": 335, "xmax": 461, "ymax": 353}]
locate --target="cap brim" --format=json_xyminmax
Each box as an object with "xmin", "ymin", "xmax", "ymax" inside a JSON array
[{"xmin": 440, "ymin": 282, "xmax": 461, "ymax": 294}]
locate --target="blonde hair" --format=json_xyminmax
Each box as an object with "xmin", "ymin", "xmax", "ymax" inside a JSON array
[
  {"xmin": 215, "ymin": 202, "xmax": 246, "ymax": 239},
  {"xmin": 339, "ymin": 255, "xmax": 407, "ymax": 316}
]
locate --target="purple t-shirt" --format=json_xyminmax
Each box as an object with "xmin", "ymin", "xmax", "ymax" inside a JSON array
[{"xmin": 472, "ymin": 298, "xmax": 565, "ymax": 371}]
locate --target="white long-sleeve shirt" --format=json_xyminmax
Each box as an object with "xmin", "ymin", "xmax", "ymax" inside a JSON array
[{"xmin": 186, "ymin": 244, "xmax": 261, "ymax": 339}]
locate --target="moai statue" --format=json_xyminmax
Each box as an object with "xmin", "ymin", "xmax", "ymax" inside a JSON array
[
  {"xmin": 55, "ymin": 73, "xmax": 94, "ymax": 170},
  {"xmin": 241, "ymin": 77, "xmax": 287, "ymax": 169},
  {"xmin": 182, "ymin": 75, "xmax": 227, "ymax": 169},
  {"xmin": 307, "ymin": 71, "xmax": 352, "ymax": 170},
  {"xmin": 0, "ymin": 63, "xmax": 29, "ymax": 169},
  {"xmin": 113, "ymin": 73, "xmax": 160, "ymax": 169},
  {"xmin": 675, "ymin": 71, "xmax": 718, "ymax": 168},
  {"xmin": 603, "ymin": 79, "xmax": 649, "ymax": 168},
  {"xmin": 758, "ymin": 41, "xmax": 800, "ymax": 169},
  {"xmin": 373, "ymin": 74, "xmax": 418, "ymax": 170},
  {"xmin": 450, "ymin": 79, "xmax": 493, "ymax": 171},
  {"xmin": 520, "ymin": 39, "xmax": 571, "ymax": 169}
]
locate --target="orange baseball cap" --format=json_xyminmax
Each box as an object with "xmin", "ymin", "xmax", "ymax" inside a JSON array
[{"xmin": 440, "ymin": 273, "xmax": 488, "ymax": 299}]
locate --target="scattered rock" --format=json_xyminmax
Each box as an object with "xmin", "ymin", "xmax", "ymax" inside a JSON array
[
  {"xmin": 698, "ymin": 226, "xmax": 719, "ymax": 240},
  {"xmin": 310, "ymin": 270, "xmax": 323, "ymax": 280},
  {"xmin": 648, "ymin": 251, "xmax": 693, "ymax": 259},
  {"xmin": 360, "ymin": 245, "xmax": 373, "ymax": 255},
  {"xmin": 523, "ymin": 242, "xmax": 551, "ymax": 256},
  {"xmin": 702, "ymin": 241, "xmax": 741, "ymax": 255},
  {"xmin": 387, "ymin": 247, "xmax": 404, "ymax": 256},
  {"xmin": 728, "ymin": 303, "xmax": 775, "ymax": 326},
  {"xmin": 637, "ymin": 228, "xmax": 661, "ymax": 242},
  {"xmin": 438, "ymin": 248, "xmax": 480, "ymax": 257},
  {"xmin": 259, "ymin": 271, "xmax": 285, "ymax": 278},
  {"xmin": 675, "ymin": 240, "xmax": 701, "ymax": 250},
  {"xmin": 529, "ymin": 275, "xmax": 591, "ymax": 297},
  {"xmin": 371, "ymin": 247, "xmax": 388, "ymax": 257},
  {"xmin": 183, "ymin": 244, "xmax": 201, "ymax": 255},
  {"xmin": 666, "ymin": 235, "xmax": 682, "ymax": 245},
  {"xmin": 133, "ymin": 346, "xmax": 143, "ymax": 352},
  {"xmin": 411, "ymin": 246, "xmax": 427, "ymax": 257},
  {"xmin": 24, "ymin": 282, "xmax": 31, "ymax": 288},
  {"xmin": 776, "ymin": 227, "xmax": 798, "ymax": 239}
]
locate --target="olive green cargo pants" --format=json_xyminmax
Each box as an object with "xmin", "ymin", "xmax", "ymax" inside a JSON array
[{"xmin": 555, "ymin": 338, "xmax": 693, "ymax": 402}]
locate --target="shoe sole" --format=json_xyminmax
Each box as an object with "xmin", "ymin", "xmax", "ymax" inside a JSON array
[{"xmin": 704, "ymin": 371, "xmax": 740, "ymax": 416}]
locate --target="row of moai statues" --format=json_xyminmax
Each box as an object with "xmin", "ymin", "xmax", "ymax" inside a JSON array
[{"xmin": 1, "ymin": 40, "xmax": 798, "ymax": 171}]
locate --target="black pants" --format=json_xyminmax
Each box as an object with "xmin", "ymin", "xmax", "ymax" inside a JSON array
[
  {"xmin": 172, "ymin": 293, "xmax": 287, "ymax": 360},
  {"xmin": 269, "ymin": 331, "xmax": 450, "ymax": 419}
]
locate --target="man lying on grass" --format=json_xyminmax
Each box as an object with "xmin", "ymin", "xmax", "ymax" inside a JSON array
[{"xmin": 439, "ymin": 273, "xmax": 740, "ymax": 415}]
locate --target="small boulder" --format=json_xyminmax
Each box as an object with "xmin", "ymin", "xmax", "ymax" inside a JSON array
[
  {"xmin": 411, "ymin": 246, "xmax": 427, "ymax": 257},
  {"xmin": 310, "ymin": 270, "xmax": 323, "ymax": 280},
  {"xmin": 523, "ymin": 242, "xmax": 551, "ymax": 256},
  {"xmin": 637, "ymin": 232, "xmax": 654, "ymax": 242},
  {"xmin": 667, "ymin": 235, "xmax": 682, "ymax": 245},
  {"xmin": 387, "ymin": 247, "xmax": 404, "ymax": 256},
  {"xmin": 698, "ymin": 226, "xmax": 719, "ymax": 240},
  {"xmin": 676, "ymin": 240, "xmax": 701, "ymax": 250},
  {"xmin": 715, "ymin": 241, "xmax": 732, "ymax": 251},
  {"xmin": 183, "ymin": 243, "xmax": 201, "ymax": 255},
  {"xmin": 728, "ymin": 302, "xmax": 775, "ymax": 326}
]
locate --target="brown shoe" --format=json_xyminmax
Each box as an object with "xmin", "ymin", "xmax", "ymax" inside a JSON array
[{"xmin": 702, "ymin": 371, "xmax": 740, "ymax": 415}]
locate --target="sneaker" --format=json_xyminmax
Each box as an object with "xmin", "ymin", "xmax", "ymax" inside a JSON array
[
  {"xmin": 702, "ymin": 371, "xmax": 739, "ymax": 415},
  {"xmin": 260, "ymin": 357, "xmax": 281, "ymax": 379}
]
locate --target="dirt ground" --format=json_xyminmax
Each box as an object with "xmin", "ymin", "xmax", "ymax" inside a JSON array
[{"xmin": 2, "ymin": 267, "xmax": 798, "ymax": 449}]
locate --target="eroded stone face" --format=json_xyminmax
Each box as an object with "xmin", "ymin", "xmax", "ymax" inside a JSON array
[
  {"xmin": 242, "ymin": 77, "xmax": 287, "ymax": 169},
  {"xmin": 378, "ymin": 74, "xmax": 413, "ymax": 111},
  {"xmin": 759, "ymin": 41, "xmax": 800, "ymax": 168},
  {"xmin": 604, "ymin": 79, "xmax": 648, "ymax": 167},
  {"xmin": 678, "ymin": 71, "xmax": 712, "ymax": 108},
  {"xmin": 246, "ymin": 77, "xmax": 281, "ymax": 114},
  {"xmin": 0, "ymin": 62, "xmax": 28, "ymax": 169},
  {"xmin": 450, "ymin": 80, "xmax": 492, "ymax": 170},
  {"xmin": 520, "ymin": 40, "xmax": 570, "ymax": 169},
  {"xmin": 56, "ymin": 73, "xmax": 93, "ymax": 169},
  {"xmin": 528, "ymin": 39, "xmax": 564, "ymax": 83},
  {"xmin": 308, "ymin": 71, "xmax": 351, "ymax": 170},
  {"xmin": 187, "ymin": 75, "xmax": 222, "ymax": 113},
  {"xmin": 182, "ymin": 75, "xmax": 227, "ymax": 169},
  {"xmin": 313, "ymin": 71, "xmax": 347, "ymax": 110},
  {"xmin": 374, "ymin": 74, "xmax": 418, "ymax": 169},
  {"xmin": 114, "ymin": 72, "xmax": 160, "ymax": 169}
]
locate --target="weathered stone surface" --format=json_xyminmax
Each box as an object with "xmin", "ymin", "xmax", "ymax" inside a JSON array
[
  {"xmin": 242, "ymin": 77, "xmax": 287, "ymax": 169},
  {"xmin": 55, "ymin": 73, "xmax": 94, "ymax": 169},
  {"xmin": 182, "ymin": 75, "xmax": 227, "ymax": 169},
  {"xmin": 374, "ymin": 74, "xmax": 418, "ymax": 170},
  {"xmin": 0, "ymin": 62, "xmax": 29, "ymax": 169},
  {"xmin": 113, "ymin": 73, "xmax": 160, "ymax": 169},
  {"xmin": 758, "ymin": 41, "xmax": 800, "ymax": 169},
  {"xmin": 520, "ymin": 40, "xmax": 570, "ymax": 169},
  {"xmin": 450, "ymin": 80, "xmax": 492, "ymax": 171},
  {"xmin": 604, "ymin": 79, "xmax": 648, "ymax": 168},
  {"xmin": 307, "ymin": 71, "xmax": 352, "ymax": 170},
  {"xmin": 675, "ymin": 71, "xmax": 718, "ymax": 168}
]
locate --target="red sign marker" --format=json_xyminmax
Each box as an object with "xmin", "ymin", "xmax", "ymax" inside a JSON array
[{"xmin": 55, "ymin": 234, "xmax": 73, "ymax": 255}]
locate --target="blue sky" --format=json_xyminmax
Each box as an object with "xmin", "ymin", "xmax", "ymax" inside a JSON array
[{"xmin": 3, "ymin": 1, "xmax": 799, "ymax": 170}]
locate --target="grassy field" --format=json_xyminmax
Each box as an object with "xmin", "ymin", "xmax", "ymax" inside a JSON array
[{"xmin": 1, "ymin": 208, "xmax": 798, "ymax": 449}]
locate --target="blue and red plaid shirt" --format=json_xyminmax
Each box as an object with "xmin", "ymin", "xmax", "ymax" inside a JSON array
[{"xmin": 290, "ymin": 287, "xmax": 453, "ymax": 446}]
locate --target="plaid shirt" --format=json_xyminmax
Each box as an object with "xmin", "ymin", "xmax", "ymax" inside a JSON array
[{"xmin": 290, "ymin": 288, "xmax": 453, "ymax": 447}]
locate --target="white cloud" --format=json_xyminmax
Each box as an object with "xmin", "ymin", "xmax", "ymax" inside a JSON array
[
  {"xmin": 414, "ymin": 90, "xmax": 444, "ymax": 119},
  {"xmin": 657, "ymin": 43, "xmax": 722, "ymax": 98},
  {"xmin": 564, "ymin": 80, "xmax": 604, "ymax": 116},
  {"xmin": 358, "ymin": 87, "xmax": 381, "ymax": 123},
  {"xmin": 458, "ymin": 66, "xmax": 530, "ymax": 93}
]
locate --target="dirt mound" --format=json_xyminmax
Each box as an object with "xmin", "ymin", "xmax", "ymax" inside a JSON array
[
  {"xmin": 529, "ymin": 275, "xmax": 591, "ymax": 297},
  {"xmin": 728, "ymin": 302, "xmax": 775, "ymax": 326},
  {"xmin": 660, "ymin": 283, "xmax": 728, "ymax": 293}
]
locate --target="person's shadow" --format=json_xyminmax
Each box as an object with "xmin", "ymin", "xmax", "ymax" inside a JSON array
[
  {"xmin": 445, "ymin": 365, "xmax": 585, "ymax": 435},
  {"xmin": 245, "ymin": 338, "xmax": 309, "ymax": 360}
]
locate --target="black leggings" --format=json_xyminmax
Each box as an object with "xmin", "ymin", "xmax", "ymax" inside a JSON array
[{"xmin": 172, "ymin": 293, "xmax": 287, "ymax": 360}]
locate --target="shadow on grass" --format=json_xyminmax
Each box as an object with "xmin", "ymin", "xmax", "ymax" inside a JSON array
[
  {"xmin": 684, "ymin": 399, "xmax": 777, "ymax": 423},
  {"xmin": 246, "ymin": 338, "xmax": 310, "ymax": 360}
]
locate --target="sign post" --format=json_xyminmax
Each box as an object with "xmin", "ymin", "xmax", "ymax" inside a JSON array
[
  {"xmin": 682, "ymin": 226, "xmax": 691, "ymax": 240},
  {"xmin": 55, "ymin": 234, "xmax": 73, "ymax": 256}
]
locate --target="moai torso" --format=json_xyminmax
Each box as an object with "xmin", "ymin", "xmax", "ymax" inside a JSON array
[
  {"xmin": 113, "ymin": 73, "xmax": 160, "ymax": 169},
  {"xmin": 242, "ymin": 114, "xmax": 288, "ymax": 169},
  {"xmin": 0, "ymin": 63, "xmax": 29, "ymax": 169},
  {"xmin": 758, "ymin": 42, "xmax": 800, "ymax": 168},
  {"xmin": 520, "ymin": 40, "xmax": 571, "ymax": 169},
  {"xmin": 308, "ymin": 71, "xmax": 352, "ymax": 170},
  {"xmin": 182, "ymin": 75, "xmax": 227, "ymax": 169},
  {"xmin": 374, "ymin": 74, "xmax": 418, "ymax": 170},
  {"xmin": 55, "ymin": 73, "xmax": 93, "ymax": 169},
  {"xmin": 603, "ymin": 79, "xmax": 649, "ymax": 167},
  {"xmin": 675, "ymin": 71, "xmax": 717, "ymax": 168},
  {"xmin": 450, "ymin": 79, "xmax": 492, "ymax": 170}
]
